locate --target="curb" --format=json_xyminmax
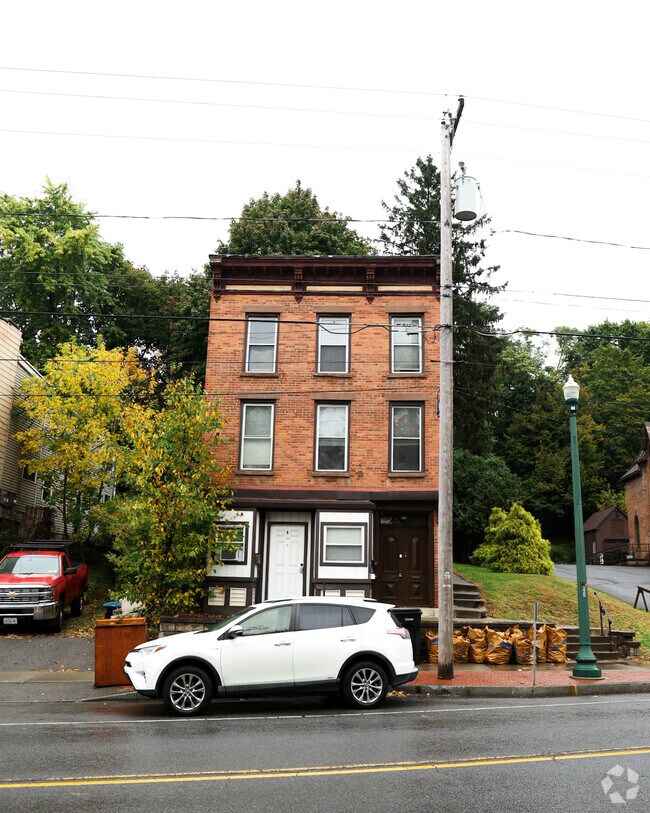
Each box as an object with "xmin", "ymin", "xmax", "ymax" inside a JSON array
[{"xmin": 403, "ymin": 681, "xmax": 650, "ymax": 699}]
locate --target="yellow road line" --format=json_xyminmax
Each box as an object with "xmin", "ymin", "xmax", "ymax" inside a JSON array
[{"xmin": 2, "ymin": 748, "xmax": 649, "ymax": 790}]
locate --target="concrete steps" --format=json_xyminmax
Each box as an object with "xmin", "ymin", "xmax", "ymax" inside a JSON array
[{"xmin": 453, "ymin": 581, "xmax": 487, "ymax": 620}]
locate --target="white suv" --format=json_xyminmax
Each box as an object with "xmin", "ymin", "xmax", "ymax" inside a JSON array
[{"xmin": 124, "ymin": 597, "xmax": 417, "ymax": 716}]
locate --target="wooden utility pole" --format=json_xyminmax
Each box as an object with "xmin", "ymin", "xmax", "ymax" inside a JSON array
[{"xmin": 437, "ymin": 98, "xmax": 464, "ymax": 680}]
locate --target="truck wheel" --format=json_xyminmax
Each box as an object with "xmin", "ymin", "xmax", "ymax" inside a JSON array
[
  {"xmin": 162, "ymin": 666, "xmax": 213, "ymax": 716},
  {"xmin": 70, "ymin": 593, "xmax": 84, "ymax": 617},
  {"xmin": 341, "ymin": 661, "xmax": 388, "ymax": 709},
  {"xmin": 49, "ymin": 600, "xmax": 64, "ymax": 633}
]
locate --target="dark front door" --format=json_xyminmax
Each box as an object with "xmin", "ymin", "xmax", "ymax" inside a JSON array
[{"xmin": 376, "ymin": 515, "xmax": 430, "ymax": 606}]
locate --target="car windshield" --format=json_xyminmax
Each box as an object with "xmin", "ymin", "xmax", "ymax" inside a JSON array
[
  {"xmin": 203, "ymin": 606, "xmax": 254, "ymax": 633},
  {"xmin": 0, "ymin": 555, "xmax": 60, "ymax": 575}
]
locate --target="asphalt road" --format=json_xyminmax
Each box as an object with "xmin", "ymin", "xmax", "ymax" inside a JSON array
[
  {"xmin": 1, "ymin": 693, "xmax": 649, "ymax": 812},
  {"xmin": 555, "ymin": 564, "xmax": 650, "ymax": 607}
]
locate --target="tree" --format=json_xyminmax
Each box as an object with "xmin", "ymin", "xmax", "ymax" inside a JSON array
[
  {"xmin": 379, "ymin": 156, "xmax": 505, "ymax": 453},
  {"xmin": 14, "ymin": 339, "xmax": 148, "ymax": 538},
  {"xmin": 0, "ymin": 181, "xmax": 193, "ymax": 372},
  {"xmin": 453, "ymin": 449, "xmax": 522, "ymax": 561},
  {"xmin": 470, "ymin": 502, "xmax": 554, "ymax": 575},
  {"xmin": 217, "ymin": 181, "xmax": 374, "ymax": 255},
  {"xmin": 103, "ymin": 377, "xmax": 232, "ymax": 621}
]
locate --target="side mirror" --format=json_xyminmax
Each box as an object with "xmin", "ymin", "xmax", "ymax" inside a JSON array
[
  {"xmin": 64, "ymin": 566, "xmax": 78, "ymax": 576},
  {"xmin": 228, "ymin": 625, "xmax": 244, "ymax": 639}
]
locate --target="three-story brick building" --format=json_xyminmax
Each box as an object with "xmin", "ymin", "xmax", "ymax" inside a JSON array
[{"xmin": 204, "ymin": 255, "xmax": 440, "ymax": 613}]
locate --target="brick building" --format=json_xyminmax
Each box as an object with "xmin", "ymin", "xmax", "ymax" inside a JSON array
[
  {"xmin": 583, "ymin": 506, "xmax": 629, "ymax": 565},
  {"xmin": 204, "ymin": 255, "xmax": 440, "ymax": 613},
  {"xmin": 621, "ymin": 422, "xmax": 650, "ymax": 564}
]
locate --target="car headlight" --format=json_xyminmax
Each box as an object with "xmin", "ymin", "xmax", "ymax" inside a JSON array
[{"xmin": 137, "ymin": 644, "xmax": 167, "ymax": 655}]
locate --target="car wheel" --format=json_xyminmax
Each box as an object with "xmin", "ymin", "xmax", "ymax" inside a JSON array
[
  {"xmin": 342, "ymin": 661, "xmax": 388, "ymax": 709},
  {"xmin": 162, "ymin": 666, "xmax": 213, "ymax": 716},
  {"xmin": 70, "ymin": 593, "xmax": 84, "ymax": 617},
  {"xmin": 49, "ymin": 600, "xmax": 64, "ymax": 633}
]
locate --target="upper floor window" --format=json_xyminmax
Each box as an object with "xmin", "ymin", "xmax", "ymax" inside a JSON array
[
  {"xmin": 317, "ymin": 315, "xmax": 350, "ymax": 373},
  {"xmin": 390, "ymin": 404, "xmax": 422, "ymax": 472},
  {"xmin": 240, "ymin": 402, "xmax": 275, "ymax": 470},
  {"xmin": 245, "ymin": 316, "xmax": 278, "ymax": 373},
  {"xmin": 315, "ymin": 403, "xmax": 349, "ymax": 472},
  {"xmin": 22, "ymin": 466, "xmax": 36, "ymax": 482},
  {"xmin": 390, "ymin": 316, "xmax": 422, "ymax": 373}
]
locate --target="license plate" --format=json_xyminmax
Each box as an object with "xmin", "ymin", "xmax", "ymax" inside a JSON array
[{"xmin": 3, "ymin": 617, "xmax": 18, "ymax": 625}]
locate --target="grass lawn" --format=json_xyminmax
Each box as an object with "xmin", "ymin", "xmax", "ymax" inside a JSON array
[{"xmin": 455, "ymin": 563, "xmax": 650, "ymax": 660}]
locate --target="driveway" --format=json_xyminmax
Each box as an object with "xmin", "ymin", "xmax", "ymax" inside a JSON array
[{"xmin": 554, "ymin": 564, "xmax": 650, "ymax": 607}]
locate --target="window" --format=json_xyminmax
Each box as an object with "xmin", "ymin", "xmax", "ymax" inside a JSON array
[
  {"xmin": 240, "ymin": 403, "xmax": 275, "ymax": 470},
  {"xmin": 390, "ymin": 316, "xmax": 422, "ymax": 373},
  {"xmin": 297, "ymin": 604, "xmax": 354, "ymax": 630},
  {"xmin": 317, "ymin": 316, "xmax": 350, "ymax": 373},
  {"xmin": 391, "ymin": 404, "xmax": 422, "ymax": 472},
  {"xmin": 22, "ymin": 466, "xmax": 36, "ymax": 482},
  {"xmin": 245, "ymin": 316, "xmax": 278, "ymax": 372},
  {"xmin": 315, "ymin": 404, "xmax": 349, "ymax": 471},
  {"xmin": 323, "ymin": 525, "xmax": 364, "ymax": 563},
  {"xmin": 240, "ymin": 605, "xmax": 292, "ymax": 636},
  {"xmin": 216, "ymin": 524, "xmax": 246, "ymax": 563}
]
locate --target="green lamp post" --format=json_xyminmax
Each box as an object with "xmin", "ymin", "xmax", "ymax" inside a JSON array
[{"xmin": 563, "ymin": 375, "xmax": 602, "ymax": 679}]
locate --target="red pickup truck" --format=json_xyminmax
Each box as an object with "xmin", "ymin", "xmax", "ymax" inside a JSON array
[{"xmin": 0, "ymin": 541, "xmax": 88, "ymax": 632}]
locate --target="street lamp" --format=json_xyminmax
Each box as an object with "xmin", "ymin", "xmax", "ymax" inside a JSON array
[{"xmin": 563, "ymin": 375, "xmax": 602, "ymax": 679}]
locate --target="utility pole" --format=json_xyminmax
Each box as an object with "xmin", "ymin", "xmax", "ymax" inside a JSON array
[{"xmin": 437, "ymin": 97, "xmax": 464, "ymax": 680}]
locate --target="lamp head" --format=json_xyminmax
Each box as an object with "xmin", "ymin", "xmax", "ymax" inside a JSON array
[{"xmin": 563, "ymin": 374, "xmax": 580, "ymax": 412}]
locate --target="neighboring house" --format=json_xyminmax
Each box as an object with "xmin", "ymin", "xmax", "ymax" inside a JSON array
[
  {"xmin": 204, "ymin": 255, "xmax": 440, "ymax": 614},
  {"xmin": 0, "ymin": 319, "xmax": 115, "ymax": 540},
  {"xmin": 583, "ymin": 506, "xmax": 629, "ymax": 565},
  {"xmin": 0, "ymin": 319, "xmax": 56, "ymax": 537},
  {"xmin": 621, "ymin": 422, "xmax": 650, "ymax": 565}
]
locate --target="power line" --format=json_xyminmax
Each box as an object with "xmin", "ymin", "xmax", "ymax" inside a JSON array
[
  {"xmin": 3, "ymin": 308, "xmax": 650, "ymax": 343},
  {"xmin": 2, "ymin": 66, "xmax": 647, "ymax": 126},
  {"xmin": 494, "ymin": 229, "xmax": 650, "ymax": 251},
  {"xmin": 0, "ymin": 126, "xmax": 416, "ymax": 154}
]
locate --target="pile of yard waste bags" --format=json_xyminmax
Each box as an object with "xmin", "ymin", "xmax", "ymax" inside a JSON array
[{"xmin": 425, "ymin": 624, "xmax": 567, "ymax": 665}]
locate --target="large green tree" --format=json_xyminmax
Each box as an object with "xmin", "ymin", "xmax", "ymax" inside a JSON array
[
  {"xmin": 379, "ymin": 156, "xmax": 505, "ymax": 453},
  {"xmin": 453, "ymin": 449, "xmax": 522, "ymax": 561},
  {"xmin": 103, "ymin": 377, "xmax": 232, "ymax": 620},
  {"xmin": 217, "ymin": 181, "xmax": 374, "ymax": 255},
  {"xmin": 0, "ymin": 181, "xmax": 188, "ymax": 372}
]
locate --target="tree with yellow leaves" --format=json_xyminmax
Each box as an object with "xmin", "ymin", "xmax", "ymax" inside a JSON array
[{"xmin": 14, "ymin": 340, "xmax": 149, "ymax": 539}]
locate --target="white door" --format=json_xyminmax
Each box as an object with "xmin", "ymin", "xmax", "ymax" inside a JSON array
[{"xmin": 267, "ymin": 524, "xmax": 305, "ymax": 600}]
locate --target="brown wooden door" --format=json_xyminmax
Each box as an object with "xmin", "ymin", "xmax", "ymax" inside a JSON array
[{"xmin": 377, "ymin": 525, "xmax": 428, "ymax": 606}]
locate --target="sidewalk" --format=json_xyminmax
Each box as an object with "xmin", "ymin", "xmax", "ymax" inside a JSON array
[
  {"xmin": 407, "ymin": 661, "xmax": 650, "ymax": 698},
  {"xmin": 2, "ymin": 660, "xmax": 650, "ymax": 703}
]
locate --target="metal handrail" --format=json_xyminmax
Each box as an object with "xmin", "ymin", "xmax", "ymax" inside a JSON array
[
  {"xmin": 634, "ymin": 586, "xmax": 650, "ymax": 612},
  {"xmin": 593, "ymin": 590, "xmax": 613, "ymax": 638}
]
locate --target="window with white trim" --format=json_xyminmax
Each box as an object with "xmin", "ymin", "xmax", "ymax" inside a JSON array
[
  {"xmin": 240, "ymin": 402, "xmax": 275, "ymax": 470},
  {"xmin": 315, "ymin": 403, "xmax": 349, "ymax": 471},
  {"xmin": 245, "ymin": 316, "xmax": 278, "ymax": 372},
  {"xmin": 317, "ymin": 315, "xmax": 350, "ymax": 373},
  {"xmin": 216, "ymin": 524, "xmax": 246, "ymax": 563},
  {"xmin": 323, "ymin": 525, "xmax": 364, "ymax": 563},
  {"xmin": 391, "ymin": 404, "xmax": 422, "ymax": 472},
  {"xmin": 390, "ymin": 316, "xmax": 422, "ymax": 373}
]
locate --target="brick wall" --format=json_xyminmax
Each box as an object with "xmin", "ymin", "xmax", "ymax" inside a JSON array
[
  {"xmin": 626, "ymin": 469, "xmax": 650, "ymax": 562},
  {"xmin": 206, "ymin": 290, "xmax": 440, "ymax": 493}
]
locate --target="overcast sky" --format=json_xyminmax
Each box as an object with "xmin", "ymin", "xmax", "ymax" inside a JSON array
[{"xmin": 1, "ymin": 1, "xmax": 648, "ymax": 354}]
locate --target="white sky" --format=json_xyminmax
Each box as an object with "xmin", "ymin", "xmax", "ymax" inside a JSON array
[{"xmin": 1, "ymin": 1, "xmax": 648, "ymax": 352}]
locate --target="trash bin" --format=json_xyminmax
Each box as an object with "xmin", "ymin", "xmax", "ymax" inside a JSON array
[
  {"xmin": 94, "ymin": 617, "xmax": 148, "ymax": 687},
  {"xmin": 392, "ymin": 608, "xmax": 423, "ymax": 664}
]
